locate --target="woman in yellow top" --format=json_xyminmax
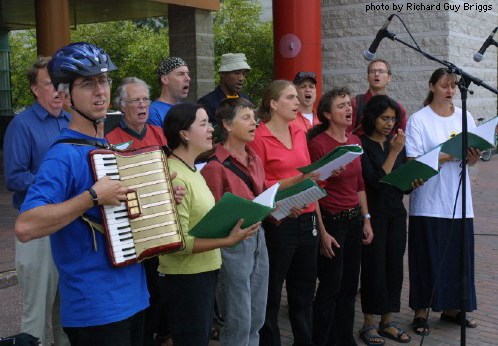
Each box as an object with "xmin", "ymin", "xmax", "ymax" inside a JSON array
[{"xmin": 158, "ymin": 102, "xmax": 260, "ymax": 346}]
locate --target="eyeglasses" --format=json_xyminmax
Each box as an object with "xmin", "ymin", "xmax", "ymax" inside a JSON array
[
  {"xmin": 296, "ymin": 72, "xmax": 316, "ymax": 79},
  {"xmin": 73, "ymin": 78, "xmax": 112, "ymax": 90},
  {"xmin": 38, "ymin": 81, "xmax": 53, "ymax": 87},
  {"xmin": 125, "ymin": 98, "xmax": 151, "ymax": 106},
  {"xmin": 379, "ymin": 116, "xmax": 398, "ymax": 123},
  {"xmin": 368, "ymin": 69, "xmax": 389, "ymax": 75}
]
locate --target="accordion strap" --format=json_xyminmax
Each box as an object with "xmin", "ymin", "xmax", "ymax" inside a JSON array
[
  {"xmin": 52, "ymin": 138, "xmax": 114, "ymax": 150},
  {"xmin": 80, "ymin": 214, "xmax": 105, "ymax": 252}
]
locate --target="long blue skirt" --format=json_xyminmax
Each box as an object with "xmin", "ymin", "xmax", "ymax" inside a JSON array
[{"xmin": 408, "ymin": 216, "xmax": 477, "ymax": 312}]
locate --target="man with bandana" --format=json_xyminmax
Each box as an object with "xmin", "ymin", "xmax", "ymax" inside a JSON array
[{"xmin": 148, "ymin": 57, "xmax": 191, "ymax": 127}]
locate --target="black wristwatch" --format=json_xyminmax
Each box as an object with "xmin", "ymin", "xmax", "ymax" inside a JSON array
[{"xmin": 88, "ymin": 187, "xmax": 99, "ymax": 206}]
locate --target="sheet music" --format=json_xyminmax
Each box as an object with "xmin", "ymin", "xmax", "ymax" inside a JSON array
[
  {"xmin": 253, "ymin": 183, "xmax": 280, "ymax": 207},
  {"xmin": 271, "ymin": 186, "xmax": 327, "ymax": 221},
  {"xmin": 313, "ymin": 151, "xmax": 363, "ymax": 180}
]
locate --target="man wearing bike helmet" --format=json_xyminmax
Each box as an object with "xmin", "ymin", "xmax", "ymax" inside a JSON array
[{"xmin": 14, "ymin": 42, "xmax": 149, "ymax": 345}]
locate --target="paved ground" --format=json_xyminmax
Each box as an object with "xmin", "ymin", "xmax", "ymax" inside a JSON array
[{"xmin": 1, "ymin": 151, "xmax": 497, "ymax": 345}]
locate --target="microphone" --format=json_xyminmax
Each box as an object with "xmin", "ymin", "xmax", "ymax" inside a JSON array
[
  {"xmin": 363, "ymin": 14, "xmax": 395, "ymax": 61},
  {"xmin": 474, "ymin": 27, "xmax": 498, "ymax": 62}
]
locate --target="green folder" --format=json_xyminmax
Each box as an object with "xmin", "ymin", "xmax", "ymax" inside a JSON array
[
  {"xmin": 189, "ymin": 184, "xmax": 279, "ymax": 238},
  {"xmin": 380, "ymin": 147, "xmax": 441, "ymax": 192},
  {"xmin": 298, "ymin": 144, "xmax": 363, "ymax": 180},
  {"xmin": 440, "ymin": 116, "xmax": 498, "ymax": 159}
]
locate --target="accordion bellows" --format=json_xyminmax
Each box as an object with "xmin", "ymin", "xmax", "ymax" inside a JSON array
[{"xmin": 90, "ymin": 146, "xmax": 184, "ymax": 267}]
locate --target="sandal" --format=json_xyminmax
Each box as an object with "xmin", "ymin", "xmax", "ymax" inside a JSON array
[
  {"xmin": 440, "ymin": 311, "xmax": 477, "ymax": 328},
  {"xmin": 412, "ymin": 317, "xmax": 430, "ymax": 336},
  {"xmin": 378, "ymin": 321, "xmax": 411, "ymax": 343},
  {"xmin": 359, "ymin": 325, "xmax": 385, "ymax": 346}
]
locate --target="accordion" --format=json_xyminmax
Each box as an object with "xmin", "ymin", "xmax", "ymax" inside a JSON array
[{"xmin": 89, "ymin": 146, "xmax": 184, "ymax": 267}]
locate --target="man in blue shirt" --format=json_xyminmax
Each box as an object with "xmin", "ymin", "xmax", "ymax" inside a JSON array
[
  {"xmin": 15, "ymin": 42, "xmax": 149, "ymax": 345},
  {"xmin": 148, "ymin": 57, "xmax": 190, "ymax": 127},
  {"xmin": 3, "ymin": 56, "xmax": 71, "ymax": 346}
]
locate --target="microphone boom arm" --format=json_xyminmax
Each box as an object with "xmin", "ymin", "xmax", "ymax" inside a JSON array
[{"xmin": 381, "ymin": 29, "xmax": 498, "ymax": 95}]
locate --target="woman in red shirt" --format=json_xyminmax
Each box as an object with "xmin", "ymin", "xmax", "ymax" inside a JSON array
[
  {"xmin": 249, "ymin": 80, "xmax": 322, "ymax": 346},
  {"xmin": 308, "ymin": 87, "xmax": 374, "ymax": 346},
  {"xmin": 201, "ymin": 98, "xmax": 268, "ymax": 345}
]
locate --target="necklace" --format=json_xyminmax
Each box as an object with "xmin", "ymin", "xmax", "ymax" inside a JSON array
[{"xmin": 171, "ymin": 153, "xmax": 197, "ymax": 172}]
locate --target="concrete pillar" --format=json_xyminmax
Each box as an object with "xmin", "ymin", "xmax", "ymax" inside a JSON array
[
  {"xmin": 0, "ymin": 31, "xmax": 11, "ymax": 117},
  {"xmin": 35, "ymin": 0, "xmax": 71, "ymax": 56},
  {"xmin": 168, "ymin": 5, "xmax": 215, "ymax": 101}
]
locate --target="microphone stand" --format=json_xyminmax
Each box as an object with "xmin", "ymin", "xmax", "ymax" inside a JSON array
[{"xmin": 378, "ymin": 28, "xmax": 498, "ymax": 346}]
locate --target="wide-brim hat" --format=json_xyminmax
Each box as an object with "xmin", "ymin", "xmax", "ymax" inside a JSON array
[{"xmin": 219, "ymin": 53, "xmax": 251, "ymax": 72}]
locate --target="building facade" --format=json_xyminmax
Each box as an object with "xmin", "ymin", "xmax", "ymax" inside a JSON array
[{"xmin": 321, "ymin": 0, "xmax": 497, "ymax": 118}]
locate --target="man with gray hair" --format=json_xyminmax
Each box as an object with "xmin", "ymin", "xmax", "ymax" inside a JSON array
[
  {"xmin": 198, "ymin": 53, "xmax": 252, "ymax": 125},
  {"xmin": 105, "ymin": 77, "xmax": 168, "ymax": 346},
  {"xmin": 148, "ymin": 57, "xmax": 190, "ymax": 127},
  {"xmin": 106, "ymin": 77, "xmax": 166, "ymax": 148}
]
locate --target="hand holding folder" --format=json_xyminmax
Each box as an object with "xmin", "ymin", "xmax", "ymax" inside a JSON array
[
  {"xmin": 298, "ymin": 145, "xmax": 363, "ymax": 180},
  {"xmin": 380, "ymin": 147, "xmax": 441, "ymax": 192},
  {"xmin": 189, "ymin": 184, "xmax": 279, "ymax": 238},
  {"xmin": 440, "ymin": 116, "xmax": 498, "ymax": 159}
]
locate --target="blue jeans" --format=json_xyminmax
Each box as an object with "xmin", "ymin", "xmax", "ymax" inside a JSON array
[
  {"xmin": 158, "ymin": 270, "xmax": 217, "ymax": 346},
  {"xmin": 217, "ymin": 226, "xmax": 269, "ymax": 346},
  {"xmin": 260, "ymin": 212, "xmax": 319, "ymax": 346}
]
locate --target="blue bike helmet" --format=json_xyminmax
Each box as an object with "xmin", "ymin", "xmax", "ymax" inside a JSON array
[{"xmin": 48, "ymin": 42, "xmax": 117, "ymax": 88}]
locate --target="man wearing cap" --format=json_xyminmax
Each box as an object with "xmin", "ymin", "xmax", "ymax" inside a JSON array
[
  {"xmin": 198, "ymin": 53, "xmax": 252, "ymax": 125},
  {"xmin": 148, "ymin": 57, "xmax": 191, "ymax": 127},
  {"xmin": 348, "ymin": 59, "xmax": 407, "ymax": 135},
  {"xmin": 292, "ymin": 71, "xmax": 321, "ymax": 132}
]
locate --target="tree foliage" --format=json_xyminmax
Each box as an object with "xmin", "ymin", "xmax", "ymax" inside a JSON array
[
  {"xmin": 213, "ymin": 0, "xmax": 273, "ymax": 104},
  {"xmin": 7, "ymin": 0, "xmax": 273, "ymax": 112},
  {"xmin": 8, "ymin": 21, "xmax": 169, "ymax": 112},
  {"xmin": 71, "ymin": 20, "xmax": 169, "ymax": 104},
  {"xmin": 8, "ymin": 30, "xmax": 37, "ymax": 111}
]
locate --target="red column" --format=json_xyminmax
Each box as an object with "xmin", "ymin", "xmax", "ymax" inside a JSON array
[{"xmin": 272, "ymin": 0, "xmax": 322, "ymax": 97}]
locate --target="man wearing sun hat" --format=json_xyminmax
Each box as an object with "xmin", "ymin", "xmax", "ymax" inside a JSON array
[
  {"xmin": 198, "ymin": 53, "xmax": 252, "ymax": 125},
  {"xmin": 148, "ymin": 56, "xmax": 191, "ymax": 127}
]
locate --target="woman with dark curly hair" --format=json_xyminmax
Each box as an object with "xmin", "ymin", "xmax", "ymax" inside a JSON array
[{"xmin": 358, "ymin": 95, "xmax": 412, "ymax": 345}]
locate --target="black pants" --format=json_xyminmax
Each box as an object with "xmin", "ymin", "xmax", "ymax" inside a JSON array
[
  {"xmin": 143, "ymin": 257, "xmax": 169, "ymax": 345},
  {"xmin": 63, "ymin": 310, "xmax": 145, "ymax": 346},
  {"xmin": 313, "ymin": 212, "xmax": 362, "ymax": 346},
  {"xmin": 259, "ymin": 212, "xmax": 319, "ymax": 346},
  {"xmin": 361, "ymin": 214, "xmax": 406, "ymax": 314},
  {"xmin": 158, "ymin": 270, "xmax": 217, "ymax": 346}
]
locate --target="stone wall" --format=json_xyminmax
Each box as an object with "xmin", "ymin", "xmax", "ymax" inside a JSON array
[
  {"xmin": 321, "ymin": 0, "xmax": 497, "ymax": 119},
  {"xmin": 168, "ymin": 5, "xmax": 214, "ymax": 101}
]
